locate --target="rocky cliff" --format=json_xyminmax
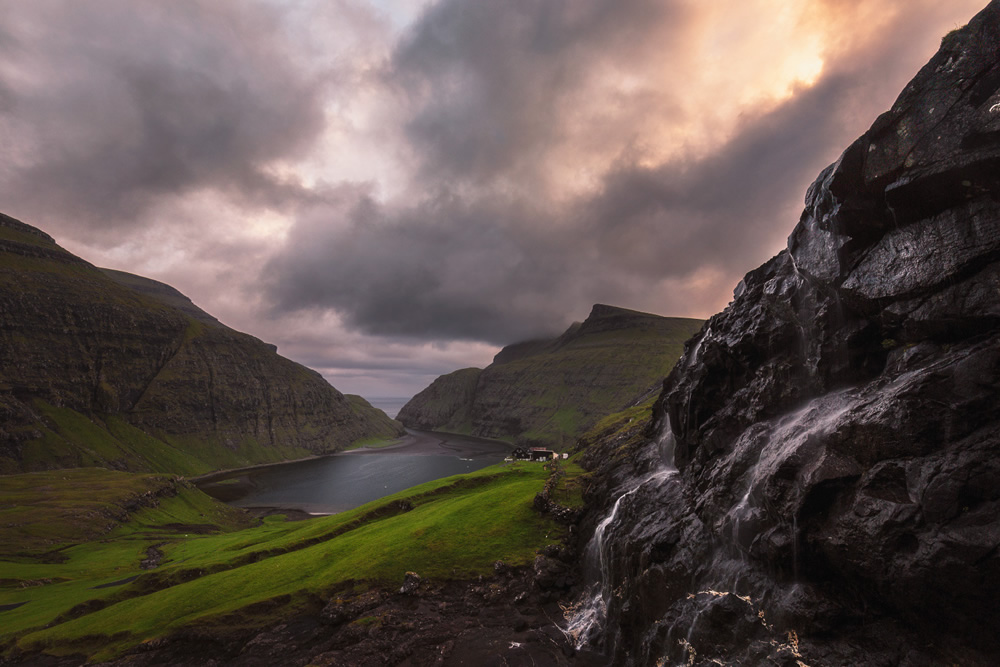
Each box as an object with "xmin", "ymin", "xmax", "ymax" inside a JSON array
[
  {"xmin": 573, "ymin": 5, "xmax": 1000, "ymax": 665},
  {"xmin": 397, "ymin": 305, "xmax": 703, "ymax": 448},
  {"xmin": 0, "ymin": 213, "xmax": 403, "ymax": 474}
]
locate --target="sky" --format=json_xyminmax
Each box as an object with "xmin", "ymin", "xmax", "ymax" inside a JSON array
[{"xmin": 0, "ymin": 0, "xmax": 988, "ymax": 400}]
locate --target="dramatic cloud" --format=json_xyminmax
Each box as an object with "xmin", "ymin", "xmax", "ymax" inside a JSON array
[
  {"xmin": 264, "ymin": 0, "xmax": 987, "ymax": 345},
  {"xmin": 0, "ymin": 0, "xmax": 987, "ymax": 395},
  {"xmin": 0, "ymin": 0, "xmax": 361, "ymax": 236}
]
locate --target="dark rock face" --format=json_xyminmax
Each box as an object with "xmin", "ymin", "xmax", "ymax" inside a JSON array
[
  {"xmin": 0, "ymin": 213, "xmax": 403, "ymax": 473},
  {"xmin": 398, "ymin": 304, "xmax": 703, "ymax": 448},
  {"xmin": 580, "ymin": 4, "xmax": 1000, "ymax": 665}
]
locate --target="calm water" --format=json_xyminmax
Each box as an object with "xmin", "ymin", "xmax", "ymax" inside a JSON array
[
  {"xmin": 228, "ymin": 454, "xmax": 496, "ymax": 514},
  {"xmin": 199, "ymin": 430, "xmax": 510, "ymax": 514}
]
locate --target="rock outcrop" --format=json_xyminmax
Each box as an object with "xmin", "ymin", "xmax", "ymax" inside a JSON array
[
  {"xmin": 397, "ymin": 305, "xmax": 703, "ymax": 448},
  {"xmin": 0, "ymin": 213, "xmax": 403, "ymax": 474},
  {"xmin": 576, "ymin": 5, "xmax": 1000, "ymax": 665}
]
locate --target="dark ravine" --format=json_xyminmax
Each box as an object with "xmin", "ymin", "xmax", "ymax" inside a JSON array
[
  {"xmin": 572, "ymin": 4, "xmax": 1000, "ymax": 666},
  {"xmin": 398, "ymin": 304, "xmax": 702, "ymax": 449},
  {"xmin": 0, "ymin": 213, "xmax": 403, "ymax": 474}
]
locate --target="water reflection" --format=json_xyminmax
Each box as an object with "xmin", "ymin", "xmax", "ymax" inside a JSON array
[{"xmin": 198, "ymin": 429, "xmax": 513, "ymax": 515}]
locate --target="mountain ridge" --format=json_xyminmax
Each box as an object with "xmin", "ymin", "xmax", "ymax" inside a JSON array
[
  {"xmin": 397, "ymin": 304, "xmax": 703, "ymax": 448},
  {"xmin": 0, "ymin": 213, "xmax": 403, "ymax": 475}
]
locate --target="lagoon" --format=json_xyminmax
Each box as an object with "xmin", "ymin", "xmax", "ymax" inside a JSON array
[{"xmin": 197, "ymin": 430, "xmax": 511, "ymax": 515}]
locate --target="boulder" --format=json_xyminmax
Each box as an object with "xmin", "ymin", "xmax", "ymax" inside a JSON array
[{"xmin": 399, "ymin": 571, "xmax": 422, "ymax": 595}]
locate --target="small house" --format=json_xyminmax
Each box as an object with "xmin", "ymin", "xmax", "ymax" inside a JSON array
[{"xmin": 529, "ymin": 447, "xmax": 556, "ymax": 461}]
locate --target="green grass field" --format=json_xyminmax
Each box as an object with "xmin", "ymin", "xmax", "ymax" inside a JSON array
[{"xmin": 0, "ymin": 461, "xmax": 580, "ymax": 662}]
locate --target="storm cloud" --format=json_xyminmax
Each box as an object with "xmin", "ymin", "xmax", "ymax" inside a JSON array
[
  {"xmin": 264, "ymin": 0, "xmax": 985, "ymax": 344},
  {"xmin": 0, "ymin": 0, "xmax": 987, "ymax": 394},
  {"xmin": 263, "ymin": 70, "xmax": 881, "ymax": 344},
  {"xmin": 0, "ymin": 0, "xmax": 328, "ymax": 236}
]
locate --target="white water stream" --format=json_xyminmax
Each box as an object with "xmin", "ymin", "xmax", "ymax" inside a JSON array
[
  {"xmin": 563, "ymin": 388, "xmax": 860, "ymax": 661},
  {"xmin": 562, "ymin": 423, "xmax": 678, "ymax": 650}
]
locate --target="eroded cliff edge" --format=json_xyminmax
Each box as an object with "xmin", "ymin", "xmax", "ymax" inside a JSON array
[
  {"xmin": 581, "ymin": 5, "xmax": 1000, "ymax": 665},
  {"xmin": 0, "ymin": 214, "xmax": 403, "ymax": 474}
]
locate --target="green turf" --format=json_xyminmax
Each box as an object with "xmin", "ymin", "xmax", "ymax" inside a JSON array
[
  {"xmin": 404, "ymin": 311, "xmax": 703, "ymax": 449},
  {"xmin": 11, "ymin": 400, "xmax": 318, "ymax": 477},
  {"xmin": 1, "ymin": 462, "xmax": 560, "ymax": 662}
]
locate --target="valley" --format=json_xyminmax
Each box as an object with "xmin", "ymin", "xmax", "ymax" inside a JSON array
[
  {"xmin": 0, "ymin": 459, "xmax": 591, "ymax": 664},
  {"xmin": 3, "ymin": 2, "xmax": 1000, "ymax": 665}
]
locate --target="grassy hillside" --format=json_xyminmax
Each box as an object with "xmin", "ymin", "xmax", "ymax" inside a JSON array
[
  {"xmin": 0, "ymin": 212, "xmax": 403, "ymax": 475},
  {"xmin": 395, "ymin": 368, "xmax": 481, "ymax": 432},
  {"xmin": 398, "ymin": 304, "xmax": 703, "ymax": 448},
  {"xmin": 0, "ymin": 462, "xmax": 581, "ymax": 663},
  {"xmin": 345, "ymin": 395, "xmax": 408, "ymax": 446}
]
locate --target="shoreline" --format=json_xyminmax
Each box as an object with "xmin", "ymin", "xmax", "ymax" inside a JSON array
[
  {"xmin": 239, "ymin": 506, "xmax": 323, "ymax": 522},
  {"xmin": 193, "ymin": 429, "xmax": 513, "ymax": 511},
  {"xmin": 188, "ymin": 453, "xmax": 333, "ymax": 485},
  {"xmin": 190, "ymin": 429, "xmax": 510, "ymax": 485}
]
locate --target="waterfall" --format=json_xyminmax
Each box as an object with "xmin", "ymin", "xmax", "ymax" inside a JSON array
[
  {"xmin": 562, "ymin": 393, "xmax": 854, "ymax": 662},
  {"xmin": 562, "ymin": 422, "xmax": 678, "ymax": 651}
]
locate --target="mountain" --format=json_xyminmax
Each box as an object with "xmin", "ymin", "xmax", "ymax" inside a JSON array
[
  {"xmin": 397, "ymin": 304, "xmax": 703, "ymax": 448},
  {"xmin": 0, "ymin": 213, "xmax": 403, "ymax": 475},
  {"xmin": 572, "ymin": 5, "xmax": 1000, "ymax": 665}
]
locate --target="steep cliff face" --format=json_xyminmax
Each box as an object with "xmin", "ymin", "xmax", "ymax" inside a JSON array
[
  {"xmin": 0, "ymin": 214, "xmax": 403, "ymax": 474},
  {"xmin": 577, "ymin": 5, "xmax": 1000, "ymax": 665},
  {"xmin": 398, "ymin": 305, "xmax": 703, "ymax": 448}
]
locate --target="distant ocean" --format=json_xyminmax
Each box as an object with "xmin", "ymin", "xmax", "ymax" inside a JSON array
[{"xmin": 366, "ymin": 397, "xmax": 411, "ymax": 419}]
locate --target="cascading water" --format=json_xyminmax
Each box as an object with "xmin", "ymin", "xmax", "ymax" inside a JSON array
[
  {"xmin": 562, "ymin": 421, "xmax": 679, "ymax": 651},
  {"xmin": 564, "ymin": 390, "xmax": 861, "ymax": 664}
]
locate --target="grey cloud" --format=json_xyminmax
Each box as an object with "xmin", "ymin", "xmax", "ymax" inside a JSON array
[
  {"xmin": 265, "ymin": 0, "xmax": 976, "ymax": 345},
  {"xmin": 581, "ymin": 73, "xmax": 864, "ymax": 281},
  {"xmin": 1, "ymin": 0, "xmax": 984, "ymax": 358},
  {"xmin": 392, "ymin": 0, "xmax": 682, "ymax": 182},
  {"xmin": 305, "ymin": 354, "xmax": 478, "ymax": 375},
  {"xmin": 0, "ymin": 1, "xmax": 326, "ymax": 237},
  {"xmin": 265, "ymin": 184, "xmax": 571, "ymax": 344}
]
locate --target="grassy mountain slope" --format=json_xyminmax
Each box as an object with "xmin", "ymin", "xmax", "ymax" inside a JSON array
[
  {"xmin": 398, "ymin": 304, "xmax": 703, "ymax": 448},
  {"xmin": 0, "ymin": 462, "xmax": 580, "ymax": 662},
  {"xmin": 394, "ymin": 367, "xmax": 482, "ymax": 433},
  {"xmin": 0, "ymin": 212, "xmax": 403, "ymax": 474}
]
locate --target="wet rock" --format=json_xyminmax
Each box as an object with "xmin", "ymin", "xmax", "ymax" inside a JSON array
[
  {"xmin": 576, "ymin": 4, "xmax": 1000, "ymax": 665},
  {"xmin": 399, "ymin": 571, "xmax": 422, "ymax": 595},
  {"xmin": 533, "ymin": 553, "xmax": 575, "ymax": 591}
]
